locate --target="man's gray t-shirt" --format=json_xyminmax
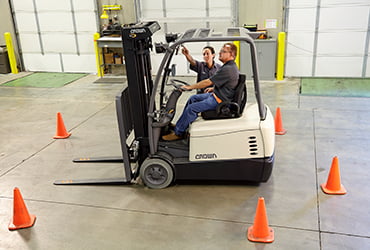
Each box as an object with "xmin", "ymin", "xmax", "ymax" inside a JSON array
[{"xmin": 209, "ymin": 60, "xmax": 239, "ymax": 102}]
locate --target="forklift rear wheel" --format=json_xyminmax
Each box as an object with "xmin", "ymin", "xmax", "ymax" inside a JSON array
[{"xmin": 140, "ymin": 158, "xmax": 174, "ymax": 189}]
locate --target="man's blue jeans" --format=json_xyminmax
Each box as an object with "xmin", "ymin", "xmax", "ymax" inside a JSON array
[{"xmin": 174, "ymin": 93, "xmax": 218, "ymax": 135}]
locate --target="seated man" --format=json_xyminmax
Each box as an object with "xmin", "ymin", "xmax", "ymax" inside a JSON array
[{"xmin": 162, "ymin": 42, "xmax": 239, "ymax": 141}]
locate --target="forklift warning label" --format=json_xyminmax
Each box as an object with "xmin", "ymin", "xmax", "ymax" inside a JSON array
[{"xmin": 195, "ymin": 153, "xmax": 217, "ymax": 160}]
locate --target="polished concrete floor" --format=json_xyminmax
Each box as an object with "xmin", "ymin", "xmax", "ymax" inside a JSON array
[{"xmin": 0, "ymin": 73, "xmax": 369, "ymax": 249}]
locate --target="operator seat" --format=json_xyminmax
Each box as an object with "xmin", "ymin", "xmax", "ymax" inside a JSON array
[{"xmin": 201, "ymin": 74, "xmax": 246, "ymax": 120}]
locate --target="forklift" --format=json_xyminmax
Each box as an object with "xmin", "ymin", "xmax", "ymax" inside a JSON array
[{"xmin": 54, "ymin": 21, "xmax": 275, "ymax": 189}]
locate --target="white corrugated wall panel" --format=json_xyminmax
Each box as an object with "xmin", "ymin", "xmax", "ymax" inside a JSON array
[
  {"xmin": 137, "ymin": 0, "xmax": 236, "ymax": 75},
  {"xmin": 13, "ymin": 0, "xmax": 98, "ymax": 73},
  {"xmin": 285, "ymin": 0, "xmax": 370, "ymax": 77},
  {"xmin": 22, "ymin": 53, "xmax": 61, "ymax": 72},
  {"xmin": 62, "ymin": 54, "xmax": 96, "ymax": 73}
]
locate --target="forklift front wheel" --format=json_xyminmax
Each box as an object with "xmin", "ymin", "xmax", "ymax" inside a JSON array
[{"xmin": 140, "ymin": 158, "xmax": 174, "ymax": 189}]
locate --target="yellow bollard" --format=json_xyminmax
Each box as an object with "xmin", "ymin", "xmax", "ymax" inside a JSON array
[
  {"xmin": 233, "ymin": 41, "xmax": 240, "ymax": 69},
  {"xmin": 93, "ymin": 33, "xmax": 104, "ymax": 77},
  {"xmin": 276, "ymin": 32, "xmax": 286, "ymax": 81},
  {"xmin": 4, "ymin": 32, "xmax": 18, "ymax": 74}
]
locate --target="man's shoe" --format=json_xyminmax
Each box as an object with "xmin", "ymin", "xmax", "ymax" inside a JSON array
[{"xmin": 162, "ymin": 132, "xmax": 182, "ymax": 141}]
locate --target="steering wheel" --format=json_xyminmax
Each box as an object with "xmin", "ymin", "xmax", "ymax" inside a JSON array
[{"xmin": 169, "ymin": 79, "xmax": 191, "ymax": 91}]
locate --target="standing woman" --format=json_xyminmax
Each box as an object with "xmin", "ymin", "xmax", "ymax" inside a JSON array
[{"xmin": 182, "ymin": 46, "xmax": 221, "ymax": 93}]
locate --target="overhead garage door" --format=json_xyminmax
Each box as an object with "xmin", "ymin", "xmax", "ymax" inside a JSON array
[
  {"xmin": 11, "ymin": 0, "xmax": 98, "ymax": 73},
  {"xmin": 135, "ymin": 0, "xmax": 237, "ymax": 75},
  {"xmin": 285, "ymin": 0, "xmax": 370, "ymax": 77}
]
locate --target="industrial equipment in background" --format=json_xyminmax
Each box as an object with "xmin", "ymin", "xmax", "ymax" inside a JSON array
[{"xmin": 100, "ymin": 5, "xmax": 122, "ymax": 37}]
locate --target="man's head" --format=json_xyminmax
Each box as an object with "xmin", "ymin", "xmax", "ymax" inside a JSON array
[{"xmin": 218, "ymin": 43, "xmax": 237, "ymax": 63}]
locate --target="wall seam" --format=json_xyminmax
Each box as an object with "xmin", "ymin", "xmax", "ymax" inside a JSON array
[
  {"xmin": 312, "ymin": 0, "xmax": 321, "ymax": 77},
  {"xmin": 362, "ymin": 9, "xmax": 370, "ymax": 77}
]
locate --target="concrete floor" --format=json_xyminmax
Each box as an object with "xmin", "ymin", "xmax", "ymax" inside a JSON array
[{"xmin": 0, "ymin": 73, "xmax": 369, "ymax": 249}]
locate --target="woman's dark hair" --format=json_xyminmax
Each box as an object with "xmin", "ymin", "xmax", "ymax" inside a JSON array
[{"xmin": 203, "ymin": 46, "xmax": 216, "ymax": 54}]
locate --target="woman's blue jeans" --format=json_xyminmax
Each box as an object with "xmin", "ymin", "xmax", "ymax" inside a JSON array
[{"xmin": 174, "ymin": 93, "xmax": 218, "ymax": 135}]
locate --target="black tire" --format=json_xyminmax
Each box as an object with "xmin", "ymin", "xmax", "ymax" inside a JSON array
[{"xmin": 140, "ymin": 158, "xmax": 174, "ymax": 189}]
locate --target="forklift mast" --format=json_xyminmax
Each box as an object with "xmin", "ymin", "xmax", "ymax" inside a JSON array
[
  {"xmin": 53, "ymin": 21, "xmax": 161, "ymax": 186},
  {"xmin": 121, "ymin": 21, "xmax": 161, "ymax": 139},
  {"xmin": 120, "ymin": 21, "xmax": 161, "ymax": 168}
]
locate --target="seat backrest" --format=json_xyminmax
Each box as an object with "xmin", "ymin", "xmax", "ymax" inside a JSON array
[
  {"xmin": 232, "ymin": 74, "xmax": 247, "ymax": 112},
  {"xmin": 201, "ymin": 74, "xmax": 247, "ymax": 120}
]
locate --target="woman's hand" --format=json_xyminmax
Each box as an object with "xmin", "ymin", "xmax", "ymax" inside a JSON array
[{"xmin": 181, "ymin": 46, "xmax": 189, "ymax": 56}]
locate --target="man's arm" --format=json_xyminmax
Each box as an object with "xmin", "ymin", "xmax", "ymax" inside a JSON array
[{"xmin": 182, "ymin": 79, "xmax": 213, "ymax": 91}]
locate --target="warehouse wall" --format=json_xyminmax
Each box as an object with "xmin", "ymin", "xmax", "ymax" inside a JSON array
[
  {"xmin": 134, "ymin": 0, "xmax": 240, "ymax": 76},
  {"xmin": 1, "ymin": 0, "xmax": 283, "ymax": 74},
  {"xmin": 97, "ymin": 0, "xmax": 136, "ymax": 26},
  {"xmin": 0, "ymin": 1, "xmax": 16, "ymax": 46},
  {"xmin": 0, "ymin": 0, "xmax": 136, "ymax": 73},
  {"xmin": 3, "ymin": 1, "xmax": 369, "ymax": 77},
  {"xmin": 239, "ymin": 0, "xmax": 284, "ymax": 39},
  {"xmin": 0, "ymin": 0, "xmax": 22, "ymax": 70},
  {"xmin": 285, "ymin": 0, "xmax": 370, "ymax": 77}
]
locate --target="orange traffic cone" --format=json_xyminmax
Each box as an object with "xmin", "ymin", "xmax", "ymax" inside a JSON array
[
  {"xmin": 321, "ymin": 156, "xmax": 346, "ymax": 195},
  {"xmin": 247, "ymin": 197, "xmax": 274, "ymax": 243},
  {"xmin": 9, "ymin": 187, "xmax": 36, "ymax": 230},
  {"xmin": 53, "ymin": 112, "xmax": 71, "ymax": 139},
  {"xmin": 274, "ymin": 107, "xmax": 286, "ymax": 135}
]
